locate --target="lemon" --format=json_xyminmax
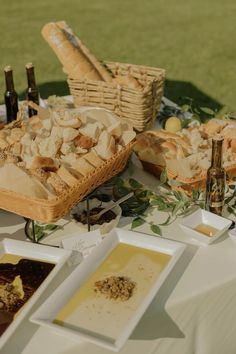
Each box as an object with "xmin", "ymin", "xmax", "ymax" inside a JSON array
[{"xmin": 165, "ymin": 116, "xmax": 182, "ymax": 133}]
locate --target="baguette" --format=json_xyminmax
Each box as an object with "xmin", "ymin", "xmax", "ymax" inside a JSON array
[
  {"xmin": 83, "ymin": 150, "xmax": 104, "ymax": 167},
  {"xmin": 47, "ymin": 172, "xmax": 69, "ymax": 195},
  {"xmin": 57, "ymin": 164, "xmax": 79, "ymax": 187},
  {"xmin": 73, "ymin": 157, "xmax": 95, "ymax": 176},
  {"xmin": 114, "ymin": 73, "xmax": 142, "ymax": 90},
  {"xmin": 56, "ymin": 21, "xmax": 113, "ymax": 83},
  {"xmin": 29, "ymin": 168, "xmax": 49, "ymax": 182},
  {"xmin": 94, "ymin": 131, "xmax": 116, "ymax": 159},
  {"xmin": 42, "ymin": 22, "xmax": 102, "ymax": 80}
]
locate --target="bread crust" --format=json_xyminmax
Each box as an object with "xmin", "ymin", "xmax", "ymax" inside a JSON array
[
  {"xmin": 83, "ymin": 151, "xmax": 104, "ymax": 167},
  {"xmin": 73, "ymin": 158, "xmax": 94, "ymax": 176},
  {"xmin": 31, "ymin": 156, "xmax": 58, "ymax": 171},
  {"xmin": 47, "ymin": 173, "xmax": 69, "ymax": 194},
  {"xmin": 57, "ymin": 164, "xmax": 79, "ymax": 187}
]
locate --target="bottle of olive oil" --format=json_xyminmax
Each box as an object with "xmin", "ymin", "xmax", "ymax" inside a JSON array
[
  {"xmin": 205, "ymin": 138, "xmax": 225, "ymax": 215},
  {"xmin": 25, "ymin": 62, "xmax": 39, "ymax": 117},
  {"xmin": 4, "ymin": 65, "xmax": 19, "ymax": 123}
]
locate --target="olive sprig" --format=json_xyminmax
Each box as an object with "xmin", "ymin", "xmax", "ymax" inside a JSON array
[{"xmin": 110, "ymin": 172, "xmax": 205, "ymax": 236}]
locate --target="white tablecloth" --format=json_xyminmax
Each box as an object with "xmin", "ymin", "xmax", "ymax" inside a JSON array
[{"xmin": 1, "ymin": 163, "xmax": 236, "ymax": 354}]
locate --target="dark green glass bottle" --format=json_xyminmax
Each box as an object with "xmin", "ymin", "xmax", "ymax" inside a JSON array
[
  {"xmin": 205, "ymin": 138, "xmax": 225, "ymax": 215},
  {"xmin": 4, "ymin": 65, "xmax": 19, "ymax": 123},
  {"xmin": 26, "ymin": 62, "xmax": 39, "ymax": 117}
]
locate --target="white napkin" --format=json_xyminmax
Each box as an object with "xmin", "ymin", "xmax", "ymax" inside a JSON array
[{"xmin": 61, "ymin": 229, "xmax": 102, "ymax": 266}]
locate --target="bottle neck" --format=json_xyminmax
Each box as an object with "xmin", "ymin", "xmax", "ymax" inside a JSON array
[
  {"xmin": 26, "ymin": 66, "xmax": 36, "ymax": 88},
  {"xmin": 211, "ymin": 139, "xmax": 223, "ymax": 168},
  {"xmin": 5, "ymin": 69, "xmax": 15, "ymax": 91}
]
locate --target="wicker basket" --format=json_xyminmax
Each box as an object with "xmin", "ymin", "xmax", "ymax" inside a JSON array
[
  {"xmin": 0, "ymin": 142, "xmax": 134, "ymax": 223},
  {"xmin": 68, "ymin": 61, "xmax": 165, "ymax": 132},
  {"xmin": 141, "ymin": 160, "xmax": 236, "ymax": 196}
]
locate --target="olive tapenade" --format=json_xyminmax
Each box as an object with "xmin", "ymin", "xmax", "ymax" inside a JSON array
[{"xmin": 72, "ymin": 207, "xmax": 116, "ymax": 226}]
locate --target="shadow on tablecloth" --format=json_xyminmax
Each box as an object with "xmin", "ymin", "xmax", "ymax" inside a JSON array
[{"xmin": 131, "ymin": 243, "xmax": 198, "ymax": 341}]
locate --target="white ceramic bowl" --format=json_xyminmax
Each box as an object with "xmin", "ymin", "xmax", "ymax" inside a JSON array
[
  {"xmin": 180, "ymin": 208, "xmax": 232, "ymax": 245},
  {"xmin": 228, "ymin": 227, "xmax": 236, "ymax": 244},
  {"xmin": 71, "ymin": 198, "xmax": 122, "ymax": 235}
]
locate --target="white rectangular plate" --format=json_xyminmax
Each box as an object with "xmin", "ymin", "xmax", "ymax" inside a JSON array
[
  {"xmin": 30, "ymin": 228, "xmax": 186, "ymax": 351},
  {"xmin": 0, "ymin": 238, "xmax": 71, "ymax": 349}
]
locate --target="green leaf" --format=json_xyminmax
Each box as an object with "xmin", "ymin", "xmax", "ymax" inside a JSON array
[
  {"xmin": 150, "ymin": 196, "xmax": 166, "ymax": 207},
  {"xmin": 135, "ymin": 190, "xmax": 148, "ymax": 198},
  {"xmin": 146, "ymin": 190, "xmax": 154, "ymax": 198},
  {"xmin": 160, "ymin": 169, "xmax": 167, "ymax": 184},
  {"xmin": 173, "ymin": 190, "xmax": 183, "ymax": 201},
  {"xmin": 181, "ymin": 119, "xmax": 190, "ymax": 129},
  {"xmin": 112, "ymin": 176, "xmax": 124, "ymax": 187},
  {"xmin": 131, "ymin": 217, "xmax": 146, "ymax": 229},
  {"xmin": 181, "ymin": 104, "xmax": 191, "ymax": 112},
  {"xmin": 34, "ymin": 224, "xmax": 43, "ymax": 233},
  {"xmin": 150, "ymin": 224, "xmax": 162, "ymax": 235},
  {"xmin": 44, "ymin": 224, "xmax": 58, "ymax": 231},
  {"xmin": 180, "ymin": 96, "xmax": 193, "ymax": 103},
  {"xmin": 35, "ymin": 229, "xmax": 45, "ymax": 241},
  {"xmin": 177, "ymin": 208, "xmax": 195, "ymax": 217},
  {"xmin": 193, "ymin": 107, "xmax": 201, "ymax": 114},
  {"xmin": 227, "ymin": 206, "xmax": 236, "ymax": 216},
  {"xmin": 158, "ymin": 205, "xmax": 173, "ymax": 212},
  {"xmin": 172, "ymin": 200, "xmax": 185, "ymax": 215},
  {"xmin": 128, "ymin": 178, "xmax": 143, "ymax": 189},
  {"xmin": 229, "ymin": 185, "xmax": 236, "ymax": 190},
  {"xmin": 167, "ymin": 179, "xmax": 184, "ymax": 187},
  {"xmin": 191, "ymin": 114, "xmax": 201, "ymax": 122},
  {"xmin": 191, "ymin": 189, "xmax": 199, "ymax": 202},
  {"xmin": 225, "ymin": 195, "xmax": 235, "ymax": 204},
  {"xmin": 114, "ymin": 185, "xmax": 131, "ymax": 199},
  {"xmin": 152, "ymin": 195, "xmax": 166, "ymax": 203},
  {"xmin": 200, "ymin": 107, "xmax": 215, "ymax": 116}
]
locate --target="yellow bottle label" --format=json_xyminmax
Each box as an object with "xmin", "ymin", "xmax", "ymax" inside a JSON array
[{"xmin": 210, "ymin": 201, "xmax": 224, "ymax": 208}]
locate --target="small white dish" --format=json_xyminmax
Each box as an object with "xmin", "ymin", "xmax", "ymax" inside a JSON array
[
  {"xmin": 71, "ymin": 198, "xmax": 122, "ymax": 235},
  {"xmin": 30, "ymin": 228, "xmax": 186, "ymax": 352},
  {"xmin": 180, "ymin": 209, "xmax": 232, "ymax": 245},
  {"xmin": 228, "ymin": 227, "xmax": 236, "ymax": 244},
  {"xmin": 0, "ymin": 238, "xmax": 71, "ymax": 349}
]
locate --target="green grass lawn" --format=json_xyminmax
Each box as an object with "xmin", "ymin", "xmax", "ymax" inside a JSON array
[{"xmin": 1, "ymin": 0, "xmax": 236, "ymax": 114}]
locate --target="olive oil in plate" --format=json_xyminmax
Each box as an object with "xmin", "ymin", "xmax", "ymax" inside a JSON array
[{"xmin": 194, "ymin": 223, "xmax": 219, "ymax": 237}]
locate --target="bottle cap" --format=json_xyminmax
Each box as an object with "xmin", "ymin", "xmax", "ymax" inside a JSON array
[
  {"xmin": 4, "ymin": 65, "xmax": 12, "ymax": 72},
  {"xmin": 25, "ymin": 62, "xmax": 34, "ymax": 69},
  {"xmin": 212, "ymin": 137, "xmax": 224, "ymax": 143}
]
